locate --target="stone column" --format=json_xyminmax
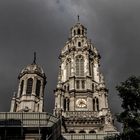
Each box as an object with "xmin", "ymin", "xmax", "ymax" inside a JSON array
[
  {"xmin": 87, "ymin": 97, "xmax": 92, "ymax": 111},
  {"xmin": 61, "ymin": 94, "xmax": 64, "ymax": 110},
  {"xmin": 71, "ymin": 58, "xmax": 75, "ymax": 76},
  {"xmin": 57, "ymin": 93, "xmax": 61, "ymax": 108},
  {"xmin": 40, "ymin": 79, "xmax": 44, "ymax": 97},
  {"xmin": 10, "ymin": 97, "xmax": 16, "ymax": 112},
  {"xmin": 70, "ymin": 96, "xmax": 74, "ymax": 111},
  {"xmin": 39, "ymin": 98, "xmax": 43, "ymax": 112},
  {"xmin": 94, "ymin": 61, "xmax": 100, "ymax": 83},
  {"xmin": 23, "ymin": 78, "xmax": 27, "ymax": 95},
  {"xmin": 85, "ymin": 53, "xmax": 90, "ymax": 76},
  {"xmin": 32, "ymin": 77, "xmax": 37, "ymax": 95},
  {"xmin": 17, "ymin": 80, "xmax": 21, "ymax": 98}
]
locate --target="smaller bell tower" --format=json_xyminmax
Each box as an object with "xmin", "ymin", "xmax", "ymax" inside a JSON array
[{"xmin": 10, "ymin": 53, "xmax": 46, "ymax": 112}]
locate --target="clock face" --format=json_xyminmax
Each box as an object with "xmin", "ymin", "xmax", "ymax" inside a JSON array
[{"xmin": 76, "ymin": 98, "xmax": 87, "ymax": 108}]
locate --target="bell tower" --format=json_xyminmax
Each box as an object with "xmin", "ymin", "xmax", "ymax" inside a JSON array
[
  {"xmin": 54, "ymin": 19, "xmax": 117, "ymax": 133},
  {"xmin": 10, "ymin": 53, "xmax": 46, "ymax": 112}
]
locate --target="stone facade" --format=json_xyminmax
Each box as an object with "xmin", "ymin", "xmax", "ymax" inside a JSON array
[
  {"xmin": 0, "ymin": 112, "xmax": 61, "ymax": 140},
  {"xmin": 6, "ymin": 19, "xmax": 118, "ymax": 140},
  {"xmin": 10, "ymin": 60, "xmax": 46, "ymax": 112},
  {"xmin": 6, "ymin": 58, "xmax": 62, "ymax": 140},
  {"xmin": 54, "ymin": 21, "xmax": 117, "ymax": 134}
]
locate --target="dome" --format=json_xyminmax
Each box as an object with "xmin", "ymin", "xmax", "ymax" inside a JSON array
[
  {"xmin": 18, "ymin": 63, "xmax": 46, "ymax": 79},
  {"xmin": 71, "ymin": 22, "xmax": 86, "ymax": 30},
  {"xmin": 70, "ymin": 22, "xmax": 87, "ymax": 38}
]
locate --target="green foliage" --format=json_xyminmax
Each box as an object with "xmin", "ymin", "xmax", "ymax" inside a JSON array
[
  {"xmin": 105, "ymin": 76, "xmax": 140, "ymax": 140},
  {"xmin": 116, "ymin": 76, "xmax": 140, "ymax": 112},
  {"xmin": 117, "ymin": 76, "xmax": 140, "ymax": 139},
  {"xmin": 116, "ymin": 76, "xmax": 140, "ymax": 136},
  {"xmin": 104, "ymin": 134, "xmax": 120, "ymax": 140}
]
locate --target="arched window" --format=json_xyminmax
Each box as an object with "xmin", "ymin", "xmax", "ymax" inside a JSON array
[
  {"xmin": 76, "ymin": 80, "xmax": 80, "ymax": 89},
  {"xmin": 76, "ymin": 55, "xmax": 84, "ymax": 76},
  {"xmin": 82, "ymin": 80, "xmax": 85, "ymax": 89},
  {"xmin": 93, "ymin": 98, "xmax": 95, "ymax": 111},
  {"xmin": 69, "ymin": 130, "xmax": 75, "ymax": 133},
  {"xmin": 78, "ymin": 41, "xmax": 81, "ymax": 47},
  {"xmin": 89, "ymin": 62, "xmax": 94, "ymax": 77},
  {"xmin": 79, "ymin": 130, "xmax": 86, "ymax": 133},
  {"xmin": 66, "ymin": 59, "xmax": 71, "ymax": 80},
  {"xmin": 91, "ymin": 63, "xmax": 94, "ymax": 77},
  {"xmin": 36, "ymin": 80, "xmax": 41, "ymax": 97},
  {"xmin": 26, "ymin": 78, "xmax": 33, "ymax": 95},
  {"xmin": 78, "ymin": 28, "xmax": 81, "ymax": 35},
  {"xmin": 64, "ymin": 85, "xmax": 66, "ymax": 91},
  {"xmin": 92, "ymin": 83, "xmax": 94, "ymax": 91},
  {"xmin": 89, "ymin": 130, "xmax": 96, "ymax": 133},
  {"xmin": 63, "ymin": 98, "xmax": 69, "ymax": 111},
  {"xmin": 74, "ymin": 30, "xmax": 76, "ymax": 36},
  {"xmin": 93, "ymin": 98, "xmax": 99, "ymax": 111},
  {"xmin": 63, "ymin": 98, "xmax": 66, "ymax": 111},
  {"xmin": 96, "ymin": 98, "xmax": 99, "ymax": 111},
  {"xmin": 20, "ymin": 80, "xmax": 24, "ymax": 96},
  {"xmin": 67, "ymin": 99, "xmax": 70, "ymax": 111}
]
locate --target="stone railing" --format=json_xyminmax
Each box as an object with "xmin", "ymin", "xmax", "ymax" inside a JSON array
[
  {"xmin": 0, "ymin": 112, "xmax": 60, "ymax": 127},
  {"xmin": 62, "ymin": 132, "xmax": 119, "ymax": 140},
  {"xmin": 64, "ymin": 111, "xmax": 99, "ymax": 118}
]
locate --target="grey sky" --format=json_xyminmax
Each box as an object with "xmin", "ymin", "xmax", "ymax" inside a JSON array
[{"xmin": 0, "ymin": 0, "xmax": 140, "ymax": 130}]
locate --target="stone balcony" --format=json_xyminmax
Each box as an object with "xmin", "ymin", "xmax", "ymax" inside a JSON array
[
  {"xmin": 64, "ymin": 111, "xmax": 100, "ymax": 118},
  {"xmin": 62, "ymin": 132, "xmax": 119, "ymax": 140}
]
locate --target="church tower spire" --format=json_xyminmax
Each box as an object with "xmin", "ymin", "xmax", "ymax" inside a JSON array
[
  {"xmin": 77, "ymin": 15, "xmax": 80, "ymax": 22},
  {"xmin": 10, "ymin": 55, "xmax": 46, "ymax": 112},
  {"xmin": 54, "ymin": 21, "xmax": 117, "ymax": 133},
  {"xmin": 33, "ymin": 52, "xmax": 36, "ymax": 64}
]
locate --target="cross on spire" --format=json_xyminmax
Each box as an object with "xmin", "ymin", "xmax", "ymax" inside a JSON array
[
  {"xmin": 33, "ymin": 52, "xmax": 36, "ymax": 64},
  {"xmin": 77, "ymin": 15, "xmax": 80, "ymax": 22}
]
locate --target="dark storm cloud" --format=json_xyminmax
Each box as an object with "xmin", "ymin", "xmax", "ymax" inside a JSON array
[
  {"xmin": 0, "ymin": 0, "xmax": 139, "ymax": 129},
  {"xmin": 85, "ymin": 0, "xmax": 140, "ymax": 113}
]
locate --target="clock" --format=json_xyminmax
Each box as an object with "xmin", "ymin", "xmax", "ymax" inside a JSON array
[{"xmin": 76, "ymin": 98, "xmax": 87, "ymax": 108}]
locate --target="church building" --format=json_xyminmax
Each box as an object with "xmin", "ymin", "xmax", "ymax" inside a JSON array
[
  {"xmin": 0, "ymin": 56, "xmax": 61, "ymax": 140},
  {"xmin": 54, "ymin": 18, "xmax": 118, "ymax": 138},
  {"xmin": 0, "ymin": 18, "xmax": 118, "ymax": 140}
]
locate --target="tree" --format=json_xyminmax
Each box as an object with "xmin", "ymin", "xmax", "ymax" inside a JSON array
[
  {"xmin": 106, "ymin": 76, "xmax": 140, "ymax": 140},
  {"xmin": 116, "ymin": 76, "xmax": 140, "ymax": 139}
]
